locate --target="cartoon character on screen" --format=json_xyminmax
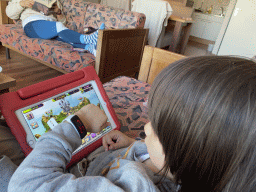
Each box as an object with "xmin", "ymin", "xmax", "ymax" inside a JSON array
[
  {"xmin": 59, "ymin": 98, "xmax": 71, "ymax": 115},
  {"xmin": 44, "ymin": 109, "xmax": 58, "ymax": 130},
  {"xmin": 45, "ymin": 109, "xmax": 53, "ymax": 118}
]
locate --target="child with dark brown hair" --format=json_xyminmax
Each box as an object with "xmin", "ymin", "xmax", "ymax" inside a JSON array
[{"xmin": 3, "ymin": 56, "xmax": 256, "ymax": 192}]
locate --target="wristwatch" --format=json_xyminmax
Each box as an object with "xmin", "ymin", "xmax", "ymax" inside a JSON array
[{"xmin": 64, "ymin": 115, "xmax": 87, "ymax": 139}]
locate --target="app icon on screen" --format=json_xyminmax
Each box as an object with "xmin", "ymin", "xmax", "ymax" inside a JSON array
[
  {"xmin": 26, "ymin": 112, "xmax": 34, "ymax": 120},
  {"xmin": 31, "ymin": 121, "xmax": 39, "ymax": 129}
]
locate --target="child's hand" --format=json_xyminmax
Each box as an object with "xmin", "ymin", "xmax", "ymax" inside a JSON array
[
  {"xmin": 20, "ymin": 0, "xmax": 34, "ymax": 8},
  {"xmin": 102, "ymin": 130, "xmax": 135, "ymax": 151},
  {"xmin": 75, "ymin": 104, "xmax": 109, "ymax": 133}
]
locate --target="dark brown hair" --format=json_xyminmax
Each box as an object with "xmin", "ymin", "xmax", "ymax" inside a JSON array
[{"xmin": 148, "ymin": 56, "xmax": 256, "ymax": 192}]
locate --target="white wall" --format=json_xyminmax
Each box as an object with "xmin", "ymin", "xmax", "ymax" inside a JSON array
[
  {"xmin": 193, "ymin": 0, "xmax": 230, "ymax": 15},
  {"xmin": 212, "ymin": 0, "xmax": 236, "ymax": 54},
  {"xmin": 216, "ymin": 0, "xmax": 256, "ymax": 57}
]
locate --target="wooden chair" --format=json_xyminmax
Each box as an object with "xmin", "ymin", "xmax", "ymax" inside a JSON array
[
  {"xmin": 138, "ymin": 45, "xmax": 186, "ymax": 85},
  {"xmin": 96, "ymin": 28, "xmax": 148, "ymax": 83},
  {"xmin": 102, "ymin": 45, "xmax": 186, "ymax": 137}
]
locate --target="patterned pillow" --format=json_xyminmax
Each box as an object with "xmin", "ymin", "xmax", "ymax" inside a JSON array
[{"xmin": 103, "ymin": 76, "xmax": 151, "ymax": 139}]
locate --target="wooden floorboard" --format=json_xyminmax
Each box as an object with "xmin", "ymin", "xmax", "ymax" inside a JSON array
[{"xmin": 0, "ymin": 45, "xmax": 63, "ymax": 92}]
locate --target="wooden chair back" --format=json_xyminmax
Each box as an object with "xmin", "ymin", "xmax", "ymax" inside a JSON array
[
  {"xmin": 96, "ymin": 28, "xmax": 149, "ymax": 83},
  {"xmin": 138, "ymin": 45, "xmax": 186, "ymax": 85}
]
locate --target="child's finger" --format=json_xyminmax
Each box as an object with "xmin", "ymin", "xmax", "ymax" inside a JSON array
[
  {"xmin": 102, "ymin": 137, "xmax": 109, "ymax": 151},
  {"xmin": 109, "ymin": 143, "xmax": 121, "ymax": 150},
  {"xmin": 102, "ymin": 135, "xmax": 114, "ymax": 151}
]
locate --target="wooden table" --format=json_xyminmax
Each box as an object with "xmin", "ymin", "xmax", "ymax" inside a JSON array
[
  {"xmin": 0, "ymin": 73, "xmax": 16, "ymax": 94},
  {"xmin": 168, "ymin": 15, "xmax": 194, "ymax": 54}
]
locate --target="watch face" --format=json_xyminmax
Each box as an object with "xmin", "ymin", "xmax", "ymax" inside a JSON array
[{"xmin": 71, "ymin": 115, "xmax": 87, "ymax": 138}]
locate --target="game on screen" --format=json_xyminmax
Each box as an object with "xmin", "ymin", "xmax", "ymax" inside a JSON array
[{"xmin": 21, "ymin": 84, "xmax": 112, "ymax": 148}]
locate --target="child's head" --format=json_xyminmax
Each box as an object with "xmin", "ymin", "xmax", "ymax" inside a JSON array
[{"xmin": 147, "ymin": 56, "xmax": 256, "ymax": 191}]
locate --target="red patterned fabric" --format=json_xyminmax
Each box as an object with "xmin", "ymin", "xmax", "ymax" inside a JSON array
[
  {"xmin": 0, "ymin": 0, "xmax": 146, "ymax": 73},
  {"xmin": 103, "ymin": 76, "xmax": 150, "ymax": 139},
  {"xmin": 0, "ymin": 24, "xmax": 95, "ymax": 72},
  {"xmin": 61, "ymin": 0, "xmax": 146, "ymax": 32}
]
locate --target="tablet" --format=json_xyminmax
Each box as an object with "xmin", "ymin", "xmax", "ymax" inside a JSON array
[
  {"xmin": 15, "ymin": 80, "xmax": 115, "ymax": 155},
  {"xmin": 0, "ymin": 66, "xmax": 120, "ymax": 167}
]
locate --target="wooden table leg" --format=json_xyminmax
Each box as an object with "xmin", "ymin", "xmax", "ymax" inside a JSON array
[
  {"xmin": 179, "ymin": 23, "xmax": 192, "ymax": 54},
  {"xmin": 168, "ymin": 21, "xmax": 182, "ymax": 52},
  {"xmin": 6, "ymin": 47, "xmax": 10, "ymax": 59}
]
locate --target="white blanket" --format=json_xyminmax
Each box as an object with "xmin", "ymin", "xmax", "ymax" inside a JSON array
[{"xmin": 132, "ymin": 0, "xmax": 172, "ymax": 47}]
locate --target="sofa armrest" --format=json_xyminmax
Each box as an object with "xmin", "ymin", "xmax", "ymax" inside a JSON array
[{"xmin": 95, "ymin": 28, "xmax": 148, "ymax": 83}]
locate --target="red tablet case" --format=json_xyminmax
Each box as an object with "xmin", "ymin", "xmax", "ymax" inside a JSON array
[{"xmin": 0, "ymin": 66, "xmax": 120, "ymax": 167}]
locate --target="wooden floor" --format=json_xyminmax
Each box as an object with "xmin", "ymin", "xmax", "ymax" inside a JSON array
[{"xmin": 0, "ymin": 45, "xmax": 63, "ymax": 92}]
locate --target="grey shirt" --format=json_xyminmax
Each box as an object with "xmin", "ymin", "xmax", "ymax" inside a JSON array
[{"xmin": 7, "ymin": 122, "xmax": 177, "ymax": 192}]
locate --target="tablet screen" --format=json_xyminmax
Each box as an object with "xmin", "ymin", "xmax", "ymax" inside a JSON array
[{"xmin": 19, "ymin": 82, "xmax": 113, "ymax": 153}]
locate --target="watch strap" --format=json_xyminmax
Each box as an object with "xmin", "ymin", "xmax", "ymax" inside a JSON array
[{"xmin": 64, "ymin": 115, "xmax": 87, "ymax": 139}]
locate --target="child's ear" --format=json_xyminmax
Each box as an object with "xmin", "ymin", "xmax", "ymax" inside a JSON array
[{"xmin": 144, "ymin": 122, "xmax": 152, "ymax": 136}]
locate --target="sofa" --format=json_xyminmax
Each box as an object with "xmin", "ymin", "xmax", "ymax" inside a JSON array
[{"xmin": 0, "ymin": 0, "xmax": 148, "ymax": 83}]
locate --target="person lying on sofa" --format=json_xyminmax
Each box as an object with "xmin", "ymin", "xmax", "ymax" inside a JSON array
[
  {"xmin": 2, "ymin": 55, "xmax": 256, "ymax": 192},
  {"xmin": 6, "ymin": 0, "xmax": 105, "ymax": 56}
]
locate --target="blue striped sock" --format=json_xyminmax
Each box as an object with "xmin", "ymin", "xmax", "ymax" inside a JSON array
[
  {"xmin": 80, "ymin": 23, "xmax": 105, "ymax": 45},
  {"xmin": 85, "ymin": 44, "xmax": 97, "ymax": 57}
]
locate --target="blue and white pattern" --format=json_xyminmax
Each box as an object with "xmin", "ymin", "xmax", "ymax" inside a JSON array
[
  {"xmin": 84, "ymin": 44, "xmax": 97, "ymax": 57},
  {"xmin": 81, "ymin": 23, "xmax": 105, "ymax": 56},
  {"xmin": 81, "ymin": 23, "xmax": 105, "ymax": 45}
]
